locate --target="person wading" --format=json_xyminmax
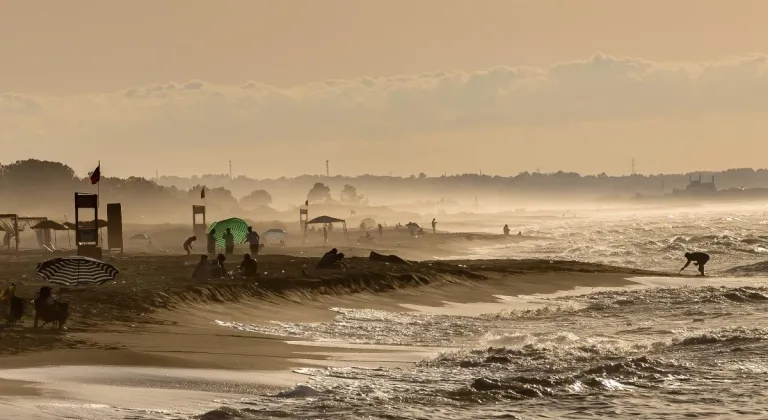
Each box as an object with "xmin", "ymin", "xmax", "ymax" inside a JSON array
[{"xmin": 680, "ymin": 252, "xmax": 710, "ymax": 276}]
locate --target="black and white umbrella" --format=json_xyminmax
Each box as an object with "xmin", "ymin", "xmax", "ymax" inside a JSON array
[{"xmin": 36, "ymin": 256, "xmax": 119, "ymax": 286}]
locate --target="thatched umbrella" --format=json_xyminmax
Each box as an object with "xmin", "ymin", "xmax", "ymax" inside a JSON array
[{"xmin": 30, "ymin": 220, "xmax": 70, "ymax": 249}]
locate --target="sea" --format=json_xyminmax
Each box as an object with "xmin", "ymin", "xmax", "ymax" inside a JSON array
[{"xmin": 6, "ymin": 204, "xmax": 768, "ymax": 419}]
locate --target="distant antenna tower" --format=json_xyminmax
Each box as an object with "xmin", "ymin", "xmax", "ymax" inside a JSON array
[
  {"xmin": 631, "ymin": 158, "xmax": 636, "ymax": 175},
  {"xmin": 155, "ymin": 169, "xmax": 159, "ymax": 183},
  {"xmin": 229, "ymin": 160, "xmax": 232, "ymax": 179},
  {"xmin": 326, "ymin": 160, "xmax": 330, "ymax": 177}
]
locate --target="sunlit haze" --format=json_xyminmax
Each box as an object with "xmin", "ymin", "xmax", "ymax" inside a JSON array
[{"xmin": 2, "ymin": 0, "xmax": 768, "ymax": 178}]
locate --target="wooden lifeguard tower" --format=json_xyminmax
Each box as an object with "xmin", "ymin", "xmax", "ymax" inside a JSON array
[
  {"xmin": 192, "ymin": 205, "xmax": 207, "ymax": 238},
  {"xmin": 75, "ymin": 192, "xmax": 102, "ymax": 259},
  {"xmin": 299, "ymin": 201, "xmax": 309, "ymax": 241}
]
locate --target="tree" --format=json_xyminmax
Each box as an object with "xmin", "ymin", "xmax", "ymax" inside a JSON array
[
  {"xmin": 188, "ymin": 185, "xmax": 238, "ymax": 210},
  {"xmin": 307, "ymin": 182, "xmax": 331, "ymax": 202},
  {"xmin": 240, "ymin": 189, "xmax": 273, "ymax": 209},
  {"xmin": 340, "ymin": 184, "xmax": 364, "ymax": 204},
  {"xmin": 0, "ymin": 159, "xmax": 77, "ymax": 187}
]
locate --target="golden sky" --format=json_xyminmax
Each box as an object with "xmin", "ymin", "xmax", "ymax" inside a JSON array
[{"xmin": 2, "ymin": 0, "xmax": 768, "ymax": 178}]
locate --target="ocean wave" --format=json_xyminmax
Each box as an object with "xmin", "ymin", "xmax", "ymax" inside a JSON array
[{"xmin": 675, "ymin": 327, "xmax": 768, "ymax": 346}]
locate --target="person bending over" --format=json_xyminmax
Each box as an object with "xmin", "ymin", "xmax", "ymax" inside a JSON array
[{"xmin": 680, "ymin": 252, "xmax": 710, "ymax": 276}]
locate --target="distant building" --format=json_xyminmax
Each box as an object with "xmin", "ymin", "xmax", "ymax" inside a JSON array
[{"xmin": 673, "ymin": 174, "xmax": 717, "ymax": 196}]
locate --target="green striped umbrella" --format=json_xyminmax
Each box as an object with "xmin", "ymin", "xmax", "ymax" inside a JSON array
[{"xmin": 206, "ymin": 218, "xmax": 249, "ymax": 248}]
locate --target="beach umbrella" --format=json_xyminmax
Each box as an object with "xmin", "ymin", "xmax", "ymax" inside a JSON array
[
  {"xmin": 36, "ymin": 256, "xmax": 119, "ymax": 287},
  {"xmin": 206, "ymin": 218, "xmax": 249, "ymax": 248}
]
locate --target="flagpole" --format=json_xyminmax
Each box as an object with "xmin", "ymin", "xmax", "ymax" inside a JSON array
[{"xmin": 97, "ymin": 160, "xmax": 101, "ymax": 248}]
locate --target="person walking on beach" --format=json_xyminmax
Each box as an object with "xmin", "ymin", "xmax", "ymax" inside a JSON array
[
  {"xmin": 223, "ymin": 228, "xmax": 235, "ymax": 255},
  {"xmin": 207, "ymin": 229, "xmax": 216, "ymax": 254},
  {"xmin": 323, "ymin": 226, "xmax": 328, "ymax": 245},
  {"xmin": 680, "ymin": 252, "xmax": 710, "ymax": 276},
  {"xmin": 378, "ymin": 224, "xmax": 383, "ymax": 238},
  {"xmin": 183, "ymin": 235, "xmax": 197, "ymax": 255},
  {"xmin": 431, "ymin": 218, "xmax": 437, "ymax": 234},
  {"xmin": 246, "ymin": 226, "xmax": 260, "ymax": 255}
]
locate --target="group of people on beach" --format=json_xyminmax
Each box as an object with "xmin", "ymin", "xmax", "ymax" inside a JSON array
[{"xmin": 185, "ymin": 225, "xmax": 262, "ymax": 280}]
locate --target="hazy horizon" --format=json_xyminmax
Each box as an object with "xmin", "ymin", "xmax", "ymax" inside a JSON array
[{"xmin": 3, "ymin": 0, "xmax": 768, "ymax": 179}]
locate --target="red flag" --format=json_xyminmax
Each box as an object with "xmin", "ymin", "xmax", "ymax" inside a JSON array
[
  {"xmin": 90, "ymin": 164, "xmax": 101, "ymax": 185},
  {"xmin": 200, "ymin": 186, "xmax": 206, "ymax": 200}
]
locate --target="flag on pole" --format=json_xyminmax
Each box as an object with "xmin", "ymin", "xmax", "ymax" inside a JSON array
[
  {"xmin": 200, "ymin": 186, "xmax": 206, "ymax": 200},
  {"xmin": 90, "ymin": 164, "xmax": 101, "ymax": 185}
]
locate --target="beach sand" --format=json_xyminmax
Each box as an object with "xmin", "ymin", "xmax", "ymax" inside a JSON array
[{"xmin": 0, "ymin": 238, "xmax": 664, "ymax": 417}]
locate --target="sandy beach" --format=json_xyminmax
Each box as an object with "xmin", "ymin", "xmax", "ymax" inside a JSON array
[{"xmin": 0, "ymin": 232, "xmax": 661, "ymax": 418}]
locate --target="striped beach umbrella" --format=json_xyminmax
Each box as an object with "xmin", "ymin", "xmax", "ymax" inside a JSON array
[
  {"xmin": 36, "ymin": 256, "xmax": 119, "ymax": 287},
  {"xmin": 206, "ymin": 218, "xmax": 249, "ymax": 248}
]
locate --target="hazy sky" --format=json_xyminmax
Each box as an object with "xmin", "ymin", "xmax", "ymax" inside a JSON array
[{"xmin": 2, "ymin": 0, "xmax": 768, "ymax": 178}]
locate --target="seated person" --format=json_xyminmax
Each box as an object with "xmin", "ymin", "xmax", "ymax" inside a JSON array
[
  {"xmin": 209, "ymin": 254, "xmax": 228, "ymax": 278},
  {"xmin": 192, "ymin": 255, "xmax": 209, "ymax": 279},
  {"xmin": 317, "ymin": 248, "xmax": 346, "ymax": 269},
  {"xmin": 239, "ymin": 253, "xmax": 259, "ymax": 278}
]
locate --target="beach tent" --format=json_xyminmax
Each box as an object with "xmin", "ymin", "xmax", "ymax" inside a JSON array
[
  {"xmin": 206, "ymin": 217, "xmax": 249, "ymax": 248},
  {"xmin": 307, "ymin": 215, "xmax": 348, "ymax": 240},
  {"xmin": 360, "ymin": 218, "xmax": 376, "ymax": 229},
  {"xmin": 30, "ymin": 220, "xmax": 69, "ymax": 250}
]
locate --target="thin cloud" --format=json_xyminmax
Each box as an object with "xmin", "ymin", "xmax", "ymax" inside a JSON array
[{"xmin": 2, "ymin": 53, "xmax": 768, "ymax": 164}]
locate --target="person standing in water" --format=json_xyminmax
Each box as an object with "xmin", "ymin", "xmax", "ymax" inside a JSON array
[
  {"xmin": 183, "ymin": 235, "xmax": 197, "ymax": 255},
  {"xmin": 378, "ymin": 224, "xmax": 383, "ymax": 238},
  {"xmin": 431, "ymin": 218, "xmax": 437, "ymax": 234},
  {"xmin": 207, "ymin": 229, "xmax": 216, "ymax": 254},
  {"xmin": 680, "ymin": 252, "xmax": 710, "ymax": 276},
  {"xmin": 503, "ymin": 224, "xmax": 510, "ymax": 236},
  {"xmin": 223, "ymin": 228, "xmax": 235, "ymax": 255}
]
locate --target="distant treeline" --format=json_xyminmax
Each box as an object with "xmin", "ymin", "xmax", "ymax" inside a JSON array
[
  {"xmin": 159, "ymin": 168, "xmax": 768, "ymax": 207},
  {"xmin": 3, "ymin": 159, "xmax": 768, "ymax": 222}
]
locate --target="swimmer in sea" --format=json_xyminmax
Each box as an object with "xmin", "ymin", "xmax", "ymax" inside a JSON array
[{"xmin": 680, "ymin": 252, "xmax": 710, "ymax": 276}]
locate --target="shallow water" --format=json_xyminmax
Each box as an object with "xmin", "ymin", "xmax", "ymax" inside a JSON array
[
  {"xmin": 210, "ymin": 277, "xmax": 768, "ymax": 419},
  {"xmin": 447, "ymin": 206, "xmax": 768, "ymax": 274}
]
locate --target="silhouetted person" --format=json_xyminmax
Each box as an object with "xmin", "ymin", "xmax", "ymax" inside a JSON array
[
  {"xmin": 378, "ymin": 224, "xmax": 383, "ymax": 237},
  {"xmin": 3, "ymin": 231, "xmax": 9, "ymax": 250},
  {"xmin": 247, "ymin": 226, "xmax": 260, "ymax": 255},
  {"xmin": 207, "ymin": 229, "xmax": 217, "ymax": 254},
  {"xmin": 223, "ymin": 228, "xmax": 235, "ymax": 255},
  {"xmin": 317, "ymin": 248, "xmax": 345, "ymax": 269},
  {"xmin": 239, "ymin": 253, "xmax": 258, "ymax": 278},
  {"xmin": 192, "ymin": 255, "xmax": 208, "ymax": 279},
  {"xmin": 503, "ymin": 224, "xmax": 510, "ymax": 236},
  {"xmin": 431, "ymin": 218, "xmax": 437, "ymax": 234},
  {"xmin": 680, "ymin": 252, "xmax": 710, "ymax": 276},
  {"xmin": 210, "ymin": 253, "xmax": 227, "ymax": 278},
  {"xmin": 183, "ymin": 235, "xmax": 197, "ymax": 255},
  {"xmin": 323, "ymin": 226, "xmax": 328, "ymax": 245}
]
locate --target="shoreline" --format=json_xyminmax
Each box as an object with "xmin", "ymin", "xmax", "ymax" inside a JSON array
[
  {"xmin": 0, "ymin": 257, "xmax": 657, "ymax": 364},
  {"xmin": 0, "ymin": 253, "xmax": 666, "ymax": 418}
]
